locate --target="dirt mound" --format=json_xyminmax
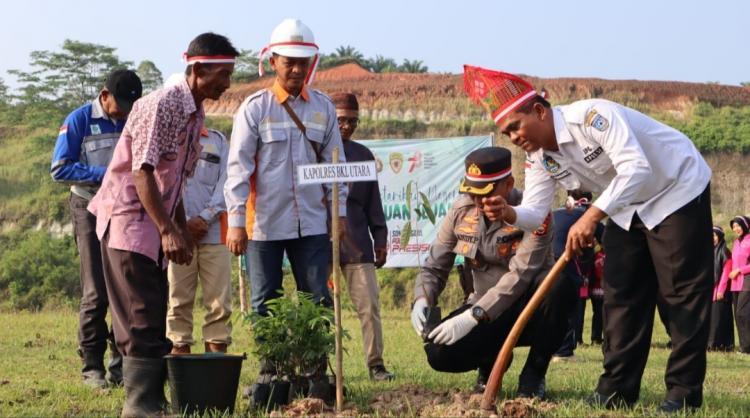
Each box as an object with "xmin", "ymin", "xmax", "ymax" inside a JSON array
[
  {"xmin": 314, "ymin": 63, "xmax": 374, "ymax": 82},
  {"xmin": 269, "ymin": 386, "xmax": 555, "ymax": 417}
]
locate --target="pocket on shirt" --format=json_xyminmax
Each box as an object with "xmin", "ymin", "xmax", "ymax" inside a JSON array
[
  {"xmin": 81, "ymin": 133, "xmax": 118, "ymax": 167},
  {"xmin": 259, "ymin": 128, "xmax": 288, "ymax": 164},
  {"xmin": 304, "ymin": 127, "xmax": 326, "ymax": 162},
  {"xmin": 194, "ymin": 155, "xmax": 221, "ymax": 185}
]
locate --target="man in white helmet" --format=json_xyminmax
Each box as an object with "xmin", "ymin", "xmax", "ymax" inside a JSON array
[{"xmin": 224, "ymin": 18, "xmax": 347, "ymax": 388}]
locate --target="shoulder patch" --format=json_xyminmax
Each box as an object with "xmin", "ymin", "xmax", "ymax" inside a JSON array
[
  {"xmin": 585, "ymin": 109, "xmax": 609, "ymax": 132},
  {"xmin": 207, "ymin": 128, "xmax": 227, "ymax": 141},
  {"xmin": 533, "ymin": 213, "xmax": 552, "ymax": 236}
]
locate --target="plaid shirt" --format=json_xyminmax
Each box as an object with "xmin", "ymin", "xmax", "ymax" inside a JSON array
[{"xmin": 89, "ymin": 78, "xmax": 203, "ymax": 267}]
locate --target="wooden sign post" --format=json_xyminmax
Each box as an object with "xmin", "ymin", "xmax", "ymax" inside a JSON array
[{"xmin": 298, "ymin": 149, "xmax": 377, "ymax": 412}]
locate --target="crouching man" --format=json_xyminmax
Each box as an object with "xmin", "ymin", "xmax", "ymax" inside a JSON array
[{"xmin": 411, "ymin": 147, "xmax": 576, "ymax": 399}]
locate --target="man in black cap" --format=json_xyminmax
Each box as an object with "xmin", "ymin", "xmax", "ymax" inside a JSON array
[
  {"xmin": 410, "ymin": 147, "xmax": 576, "ymax": 398},
  {"xmin": 51, "ymin": 69, "xmax": 142, "ymax": 389}
]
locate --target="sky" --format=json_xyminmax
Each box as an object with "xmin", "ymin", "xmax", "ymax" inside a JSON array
[{"xmin": 3, "ymin": 0, "xmax": 749, "ymax": 89}]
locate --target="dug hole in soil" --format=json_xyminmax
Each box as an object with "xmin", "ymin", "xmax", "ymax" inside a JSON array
[{"xmin": 269, "ymin": 385, "xmax": 555, "ymax": 417}]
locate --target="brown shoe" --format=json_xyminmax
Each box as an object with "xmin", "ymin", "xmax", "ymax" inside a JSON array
[
  {"xmin": 170, "ymin": 345, "xmax": 191, "ymax": 355},
  {"xmin": 205, "ymin": 342, "xmax": 227, "ymax": 353}
]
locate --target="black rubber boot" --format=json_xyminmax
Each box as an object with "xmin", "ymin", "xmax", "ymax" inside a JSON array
[
  {"xmin": 79, "ymin": 348, "xmax": 108, "ymax": 389},
  {"xmin": 106, "ymin": 339, "xmax": 123, "ymax": 387},
  {"xmin": 121, "ymin": 357, "xmax": 167, "ymax": 418}
]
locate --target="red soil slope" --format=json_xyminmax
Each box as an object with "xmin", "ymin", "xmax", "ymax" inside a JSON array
[{"xmin": 205, "ymin": 63, "xmax": 750, "ymax": 118}]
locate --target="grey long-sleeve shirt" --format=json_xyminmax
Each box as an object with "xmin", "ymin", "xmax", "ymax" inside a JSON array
[
  {"xmin": 414, "ymin": 190, "xmax": 554, "ymax": 321},
  {"xmin": 224, "ymin": 83, "xmax": 347, "ymax": 240},
  {"xmin": 183, "ymin": 128, "xmax": 228, "ymax": 245}
]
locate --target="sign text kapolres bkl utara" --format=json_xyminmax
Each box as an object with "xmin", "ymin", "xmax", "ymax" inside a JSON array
[{"xmin": 298, "ymin": 161, "xmax": 377, "ymax": 185}]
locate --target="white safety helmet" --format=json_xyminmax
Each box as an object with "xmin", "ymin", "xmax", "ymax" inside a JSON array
[{"xmin": 259, "ymin": 18, "xmax": 320, "ymax": 84}]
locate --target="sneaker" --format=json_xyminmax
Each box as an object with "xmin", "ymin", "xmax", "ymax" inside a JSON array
[
  {"xmin": 368, "ymin": 365, "xmax": 395, "ymax": 381},
  {"xmin": 551, "ymin": 354, "xmax": 576, "ymax": 363},
  {"xmin": 82, "ymin": 371, "xmax": 108, "ymax": 390}
]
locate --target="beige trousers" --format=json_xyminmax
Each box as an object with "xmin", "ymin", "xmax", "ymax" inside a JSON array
[
  {"xmin": 342, "ymin": 263, "xmax": 385, "ymax": 367},
  {"xmin": 167, "ymin": 244, "xmax": 233, "ymax": 346}
]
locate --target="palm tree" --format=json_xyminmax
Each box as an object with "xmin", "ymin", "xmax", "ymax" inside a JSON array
[
  {"xmin": 399, "ymin": 59, "xmax": 428, "ymax": 73},
  {"xmin": 367, "ymin": 55, "xmax": 398, "ymax": 73},
  {"xmin": 333, "ymin": 45, "xmax": 364, "ymax": 62}
]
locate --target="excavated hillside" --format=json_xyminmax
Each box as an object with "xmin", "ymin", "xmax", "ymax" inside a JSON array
[{"xmin": 206, "ymin": 63, "xmax": 750, "ymax": 121}]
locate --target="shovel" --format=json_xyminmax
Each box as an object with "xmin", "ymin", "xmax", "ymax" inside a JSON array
[{"xmin": 480, "ymin": 251, "xmax": 571, "ymax": 412}]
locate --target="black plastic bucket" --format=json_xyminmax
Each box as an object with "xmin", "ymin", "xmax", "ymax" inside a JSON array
[{"xmin": 166, "ymin": 353, "xmax": 246, "ymax": 415}]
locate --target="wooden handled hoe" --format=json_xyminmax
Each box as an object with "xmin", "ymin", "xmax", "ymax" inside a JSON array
[{"xmin": 480, "ymin": 252, "xmax": 571, "ymax": 412}]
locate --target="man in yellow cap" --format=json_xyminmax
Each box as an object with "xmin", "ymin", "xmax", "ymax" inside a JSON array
[
  {"xmin": 464, "ymin": 65, "xmax": 713, "ymax": 413},
  {"xmin": 411, "ymin": 147, "xmax": 576, "ymax": 398},
  {"xmin": 224, "ymin": 18, "xmax": 347, "ymax": 387}
]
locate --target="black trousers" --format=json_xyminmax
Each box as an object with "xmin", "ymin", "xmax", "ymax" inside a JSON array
[
  {"xmin": 733, "ymin": 291, "xmax": 750, "ymax": 352},
  {"xmin": 707, "ymin": 292, "xmax": 734, "ymax": 350},
  {"xmin": 425, "ymin": 270, "xmax": 576, "ymax": 381},
  {"xmin": 101, "ymin": 229, "xmax": 172, "ymax": 358},
  {"xmin": 596, "ymin": 186, "xmax": 713, "ymax": 405},
  {"xmin": 70, "ymin": 194, "xmax": 117, "ymax": 358},
  {"xmin": 590, "ymin": 297, "xmax": 604, "ymax": 343}
]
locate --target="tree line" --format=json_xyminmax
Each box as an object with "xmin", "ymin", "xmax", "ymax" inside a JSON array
[{"xmin": 0, "ymin": 40, "xmax": 429, "ymax": 118}]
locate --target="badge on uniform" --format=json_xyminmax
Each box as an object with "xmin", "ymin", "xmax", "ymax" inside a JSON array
[
  {"xmin": 586, "ymin": 109, "xmax": 609, "ymax": 132},
  {"xmin": 533, "ymin": 213, "xmax": 552, "ymax": 236},
  {"xmin": 542, "ymin": 155, "xmax": 561, "ymax": 174},
  {"xmin": 91, "ymin": 124, "xmax": 101, "ymax": 135}
]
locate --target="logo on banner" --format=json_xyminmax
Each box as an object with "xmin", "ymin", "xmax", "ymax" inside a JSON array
[
  {"xmin": 375, "ymin": 157, "xmax": 383, "ymax": 173},
  {"xmin": 408, "ymin": 151, "xmax": 422, "ymax": 173},
  {"xmin": 389, "ymin": 152, "xmax": 404, "ymax": 174}
]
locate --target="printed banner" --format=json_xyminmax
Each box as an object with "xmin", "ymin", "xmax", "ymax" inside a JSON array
[{"xmin": 357, "ymin": 135, "xmax": 493, "ymax": 267}]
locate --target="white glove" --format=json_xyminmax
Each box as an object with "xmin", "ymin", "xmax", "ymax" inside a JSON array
[
  {"xmin": 428, "ymin": 309, "xmax": 478, "ymax": 345},
  {"xmin": 410, "ymin": 297, "xmax": 429, "ymax": 336}
]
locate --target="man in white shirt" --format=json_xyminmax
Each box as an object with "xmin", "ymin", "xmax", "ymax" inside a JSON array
[{"xmin": 463, "ymin": 65, "xmax": 713, "ymax": 413}]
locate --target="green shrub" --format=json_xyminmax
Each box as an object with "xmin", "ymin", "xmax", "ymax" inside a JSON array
[
  {"xmin": 0, "ymin": 230, "xmax": 79, "ymax": 310},
  {"xmin": 245, "ymin": 292, "xmax": 342, "ymax": 379}
]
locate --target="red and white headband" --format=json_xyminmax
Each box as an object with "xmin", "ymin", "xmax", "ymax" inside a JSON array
[
  {"xmin": 492, "ymin": 90, "xmax": 538, "ymax": 124},
  {"xmin": 183, "ymin": 53, "xmax": 237, "ymax": 64},
  {"xmin": 465, "ymin": 167, "xmax": 512, "ymax": 183}
]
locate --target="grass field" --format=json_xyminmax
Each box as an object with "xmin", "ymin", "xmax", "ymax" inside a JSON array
[{"xmin": 0, "ymin": 304, "xmax": 748, "ymax": 417}]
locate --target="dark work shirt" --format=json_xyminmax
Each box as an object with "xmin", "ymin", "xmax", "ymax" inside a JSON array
[
  {"xmin": 341, "ymin": 140, "xmax": 387, "ymax": 264},
  {"xmin": 552, "ymin": 207, "xmax": 598, "ymax": 286}
]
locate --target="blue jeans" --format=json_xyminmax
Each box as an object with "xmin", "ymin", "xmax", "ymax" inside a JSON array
[{"xmin": 246, "ymin": 234, "xmax": 332, "ymax": 315}]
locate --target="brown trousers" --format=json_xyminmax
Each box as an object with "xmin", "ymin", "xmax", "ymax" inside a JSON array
[
  {"xmin": 101, "ymin": 230, "xmax": 172, "ymax": 358},
  {"xmin": 342, "ymin": 263, "xmax": 385, "ymax": 368}
]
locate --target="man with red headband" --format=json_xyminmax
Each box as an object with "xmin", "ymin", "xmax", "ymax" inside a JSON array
[
  {"xmin": 224, "ymin": 18, "xmax": 347, "ymax": 386},
  {"xmin": 89, "ymin": 33, "xmax": 238, "ymax": 416},
  {"xmin": 464, "ymin": 66, "xmax": 713, "ymax": 413}
]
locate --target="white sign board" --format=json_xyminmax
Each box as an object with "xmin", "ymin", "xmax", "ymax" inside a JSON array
[{"xmin": 297, "ymin": 161, "xmax": 377, "ymax": 185}]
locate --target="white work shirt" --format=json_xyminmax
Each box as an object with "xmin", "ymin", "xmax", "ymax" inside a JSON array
[{"xmin": 515, "ymin": 99, "xmax": 711, "ymax": 231}]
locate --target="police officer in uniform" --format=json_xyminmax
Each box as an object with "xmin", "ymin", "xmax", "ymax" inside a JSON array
[
  {"xmin": 411, "ymin": 147, "xmax": 576, "ymax": 398},
  {"xmin": 51, "ymin": 69, "xmax": 142, "ymax": 389},
  {"xmin": 464, "ymin": 66, "xmax": 713, "ymax": 413}
]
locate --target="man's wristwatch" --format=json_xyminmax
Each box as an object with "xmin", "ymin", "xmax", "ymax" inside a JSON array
[{"xmin": 471, "ymin": 306, "xmax": 488, "ymax": 323}]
